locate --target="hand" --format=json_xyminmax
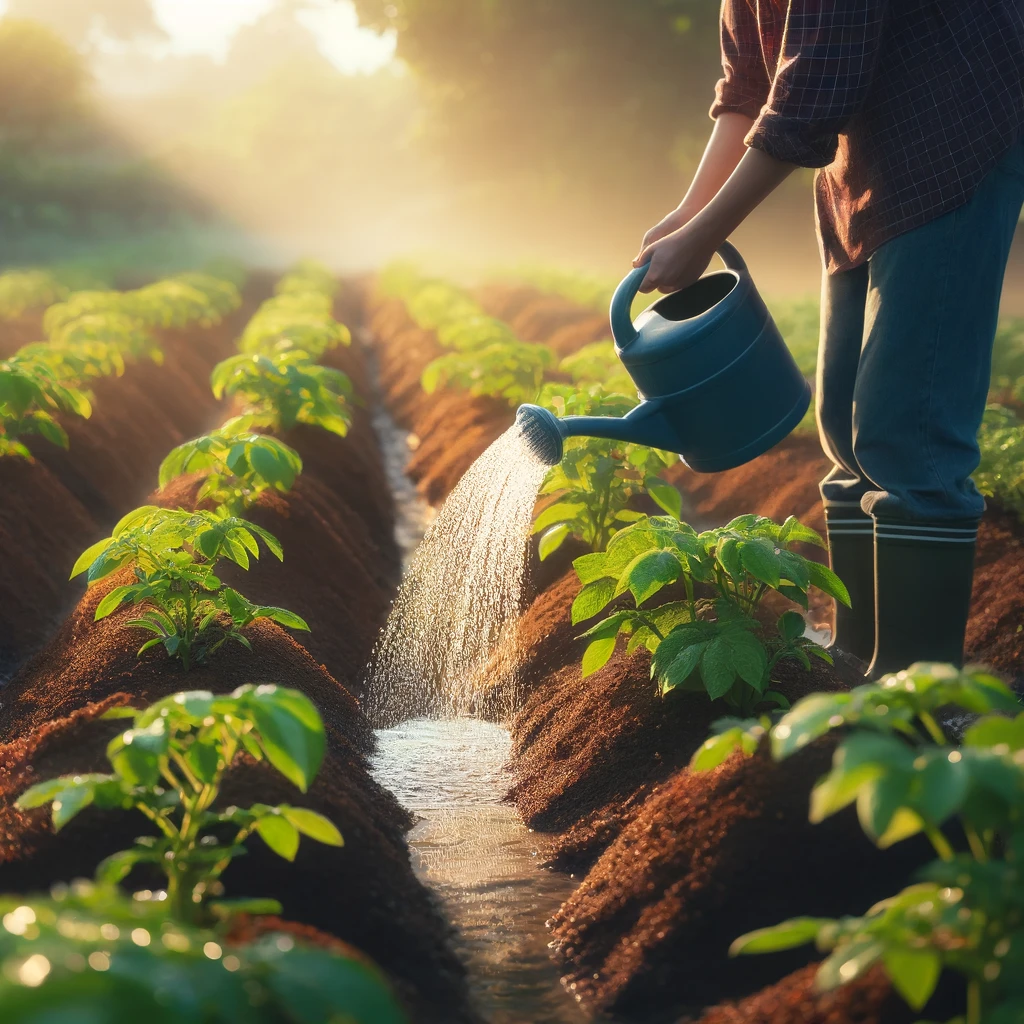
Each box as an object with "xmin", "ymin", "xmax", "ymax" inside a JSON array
[
  {"xmin": 633, "ymin": 219, "xmax": 721, "ymax": 295},
  {"xmin": 635, "ymin": 203, "xmax": 700, "ymax": 260}
]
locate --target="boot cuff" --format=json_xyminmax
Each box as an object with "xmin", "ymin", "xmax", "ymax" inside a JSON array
[{"xmin": 874, "ymin": 518, "xmax": 980, "ymax": 544}]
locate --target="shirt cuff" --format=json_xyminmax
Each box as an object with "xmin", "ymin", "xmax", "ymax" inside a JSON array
[
  {"xmin": 710, "ymin": 78, "xmax": 769, "ymax": 122},
  {"xmin": 745, "ymin": 110, "xmax": 839, "ymax": 168}
]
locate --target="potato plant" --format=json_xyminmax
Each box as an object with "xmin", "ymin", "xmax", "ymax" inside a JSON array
[
  {"xmin": 0, "ymin": 353, "xmax": 92, "ymax": 458},
  {"xmin": 238, "ymin": 293, "xmax": 350, "ymax": 360},
  {"xmin": 558, "ymin": 340, "xmax": 635, "ymax": 396},
  {"xmin": 697, "ymin": 664, "xmax": 1024, "ymax": 1024},
  {"xmin": 975, "ymin": 403, "xmax": 1024, "ymax": 519},
  {"xmin": 0, "ymin": 884, "xmax": 407, "ymax": 1024},
  {"xmin": 159, "ymin": 423, "xmax": 303, "ymax": 516},
  {"xmin": 532, "ymin": 384, "xmax": 682, "ymax": 558},
  {"xmin": 18, "ymin": 685, "xmax": 341, "ymax": 922},
  {"xmin": 0, "ymin": 268, "xmax": 69, "ymax": 320},
  {"xmin": 275, "ymin": 259, "xmax": 338, "ymax": 299},
  {"xmin": 422, "ymin": 338, "xmax": 553, "ymax": 407},
  {"xmin": 211, "ymin": 351, "xmax": 353, "ymax": 437},
  {"xmin": 571, "ymin": 513, "xmax": 848, "ymax": 714},
  {"xmin": 71, "ymin": 507, "xmax": 309, "ymax": 670}
]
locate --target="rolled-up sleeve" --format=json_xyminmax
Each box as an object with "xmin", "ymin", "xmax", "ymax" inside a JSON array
[
  {"xmin": 710, "ymin": 0, "xmax": 771, "ymax": 121},
  {"xmin": 745, "ymin": 0, "xmax": 889, "ymax": 168}
]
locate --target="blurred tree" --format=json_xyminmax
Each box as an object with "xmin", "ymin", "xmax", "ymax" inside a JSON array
[
  {"xmin": 0, "ymin": 18, "xmax": 88, "ymax": 140},
  {"xmin": 6, "ymin": 0, "xmax": 165, "ymax": 49},
  {"xmin": 349, "ymin": 0, "xmax": 722, "ymax": 191}
]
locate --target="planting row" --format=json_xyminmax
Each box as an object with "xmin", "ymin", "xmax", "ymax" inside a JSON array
[
  {"xmin": 365, "ymin": 271, "xmax": 1024, "ymax": 1023},
  {"xmin": 0, "ymin": 265, "xmax": 474, "ymax": 1022}
]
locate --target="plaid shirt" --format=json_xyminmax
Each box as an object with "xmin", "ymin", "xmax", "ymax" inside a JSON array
[{"xmin": 711, "ymin": 1, "xmax": 1024, "ymax": 273}]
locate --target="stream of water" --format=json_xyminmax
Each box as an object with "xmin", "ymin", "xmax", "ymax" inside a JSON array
[{"xmin": 366, "ymin": 368, "xmax": 587, "ymax": 1023}]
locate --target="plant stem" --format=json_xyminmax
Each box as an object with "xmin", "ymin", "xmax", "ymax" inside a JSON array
[
  {"xmin": 967, "ymin": 979, "xmax": 982, "ymax": 1024},
  {"xmin": 919, "ymin": 711, "xmax": 948, "ymax": 746},
  {"xmin": 924, "ymin": 824, "xmax": 956, "ymax": 862}
]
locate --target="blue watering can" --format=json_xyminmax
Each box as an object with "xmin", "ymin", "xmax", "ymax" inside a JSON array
[{"xmin": 516, "ymin": 242, "xmax": 810, "ymax": 471}]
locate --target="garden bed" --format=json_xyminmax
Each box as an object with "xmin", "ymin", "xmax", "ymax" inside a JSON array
[
  {"xmin": 0, "ymin": 272, "xmax": 480, "ymax": 1023},
  {"xmin": 360, "ymin": 277, "xmax": 1021, "ymax": 1022}
]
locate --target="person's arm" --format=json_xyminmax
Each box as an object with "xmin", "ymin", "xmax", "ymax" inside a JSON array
[
  {"xmin": 636, "ymin": 0, "xmax": 888, "ymax": 294},
  {"xmin": 637, "ymin": 0, "xmax": 769, "ymax": 254},
  {"xmin": 636, "ymin": 147, "xmax": 797, "ymax": 293},
  {"xmin": 637, "ymin": 113, "xmax": 755, "ymax": 255}
]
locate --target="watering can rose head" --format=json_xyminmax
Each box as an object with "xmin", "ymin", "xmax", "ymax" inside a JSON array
[{"xmin": 515, "ymin": 243, "xmax": 810, "ymax": 472}]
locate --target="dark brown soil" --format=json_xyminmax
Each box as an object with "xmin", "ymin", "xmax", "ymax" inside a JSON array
[
  {"xmin": 475, "ymin": 284, "xmax": 609, "ymax": 352},
  {"xmin": 503, "ymin": 570, "xmax": 862, "ymax": 871},
  {"xmin": 0, "ymin": 311, "xmax": 45, "ymax": 357},
  {"xmin": 691, "ymin": 964, "xmax": 910, "ymax": 1024},
  {"xmin": 547, "ymin": 743, "xmax": 932, "ymax": 1021},
  {"xmin": 0, "ymin": 689, "xmax": 476, "ymax": 1023},
  {"xmin": 0, "ymin": 288, "xmax": 265, "ymax": 681},
  {"xmin": 0, "ymin": 457, "xmax": 97, "ymax": 678}
]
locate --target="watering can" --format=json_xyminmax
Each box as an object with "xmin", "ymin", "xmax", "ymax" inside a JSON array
[{"xmin": 516, "ymin": 242, "xmax": 810, "ymax": 471}]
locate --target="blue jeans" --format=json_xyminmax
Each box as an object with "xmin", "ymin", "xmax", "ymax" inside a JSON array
[{"xmin": 817, "ymin": 136, "xmax": 1024, "ymax": 522}]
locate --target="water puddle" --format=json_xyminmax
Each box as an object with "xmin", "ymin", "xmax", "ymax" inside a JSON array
[{"xmin": 372, "ymin": 719, "xmax": 588, "ymax": 1024}]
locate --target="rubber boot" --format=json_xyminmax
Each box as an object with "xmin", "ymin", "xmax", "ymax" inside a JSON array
[
  {"xmin": 868, "ymin": 518, "xmax": 979, "ymax": 678},
  {"xmin": 823, "ymin": 505, "xmax": 876, "ymax": 665}
]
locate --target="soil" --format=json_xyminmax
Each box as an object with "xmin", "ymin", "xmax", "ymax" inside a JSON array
[
  {"xmin": 0, "ymin": 691, "xmax": 476, "ymax": 1024},
  {"xmin": 691, "ymin": 964, "xmax": 912, "ymax": 1024},
  {"xmin": 475, "ymin": 283, "xmax": 610, "ymax": 354},
  {"xmin": 0, "ymin": 286, "xmax": 267, "ymax": 681},
  {"xmin": 546, "ymin": 743, "xmax": 934, "ymax": 1021},
  {"xmin": 0, "ymin": 311, "xmax": 45, "ymax": 357}
]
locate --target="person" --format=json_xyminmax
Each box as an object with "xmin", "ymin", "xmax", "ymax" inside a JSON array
[{"xmin": 635, "ymin": 1, "xmax": 1024, "ymax": 676}]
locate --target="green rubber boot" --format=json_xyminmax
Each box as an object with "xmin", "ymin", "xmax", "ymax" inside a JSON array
[
  {"xmin": 824, "ymin": 505, "xmax": 876, "ymax": 665},
  {"xmin": 868, "ymin": 518, "xmax": 979, "ymax": 678}
]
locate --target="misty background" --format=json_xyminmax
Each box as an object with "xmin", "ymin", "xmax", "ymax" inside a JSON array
[{"xmin": 1, "ymin": 0, "xmax": 1020, "ymax": 306}]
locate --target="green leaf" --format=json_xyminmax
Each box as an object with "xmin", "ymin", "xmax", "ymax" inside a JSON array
[
  {"xmin": 94, "ymin": 585, "xmax": 134, "ymax": 621},
  {"xmin": 857, "ymin": 772, "xmax": 911, "ymax": 843},
  {"xmin": 806, "ymin": 560, "xmax": 852, "ymax": 607},
  {"xmin": 538, "ymin": 523, "xmax": 571, "ymax": 561},
  {"xmin": 725, "ymin": 630, "xmax": 769, "ymax": 690},
  {"xmin": 533, "ymin": 501, "xmax": 586, "ymax": 533},
  {"xmin": 256, "ymin": 813, "xmax": 300, "ymax": 861},
  {"xmin": 95, "ymin": 847, "xmax": 154, "ymax": 885},
  {"xmin": 658, "ymin": 640, "xmax": 706, "ymax": 693},
  {"xmin": 729, "ymin": 918, "xmax": 829, "ymax": 956},
  {"xmin": 622, "ymin": 548, "xmax": 681, "ymax": 605},
  {"xmin": 107, "ymin": 720, "xmax": 168, "ymax": 787},
  {"xmin": 571, "ymin": 579, "xmax": 616, "ymax": 624},
  {"xmin": 647, "ymin": 481, "xmax": 682, "ymax": 519},
  {"xmin": 701, "ymin": 638, "xmax": 737, "ymax": 700},
  {"xmin": 581, "ymin": 637, "xmax": 616, "ymax": 677},
  {"xmin": 281, "ymin": 806, "xmax": 344, "ymax": 846},
  {"xmin": 247, "ymin": 686, "xmax": 326, "ymax": 792},
  {"xmin": 691, "ymin": 728, "xmax": 746, "ymax": 772},
  {"xmin": 882, "ymin": 948, "xmax": 941, "ymax": 1011},
  {"xmin": 738, "ymin": 538, "xmax": 781, "ymax": 588},
  {"xmin": 778, "ymin": 516, "xmax": 825, "ymax": 548},
  {"xmin": 259, "ymin": 607, "xmax": 311, "ymax": 632},
  {"xmin": 573, "ymin": 551, "xmax": 609, "ymax": 585},
  {"xmin": 777, "ymin": 610, "xmax": 806, "ymax": 642},
  {"xmin": 70, "ymin": 536, "xmax": 112, "ymax": 579},
  {"xmin": 914, "ymin": 752, "xmax": 969, "ymax": 825},
  {"xmin": 52, "ymin": 781, "xmax": 96, "ymax": 831}
]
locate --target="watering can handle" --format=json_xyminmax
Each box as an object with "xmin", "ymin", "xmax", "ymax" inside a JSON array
[{"xmin": 611, "ymin": 242, "xmax": 749, "ymax": 349}]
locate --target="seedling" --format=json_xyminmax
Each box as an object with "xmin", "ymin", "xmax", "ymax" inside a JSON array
[
  {"xmin": 422, "ymin": 339, "xmax": 553, "ymax": 407},
  {"xmin": 238, "ymin": 294, "xmax": 350, "ymax": 360},
  {"xmin": 0, "ymin": 354, "xmax": 92, "ymax": 458},
  {"xmin": 71, "ymin": 507, "xmax": 309, "ymax": 670},
  {"xmin": 211, "ymin": 351, "xmax": 353, "ymax": 437},
  {"xmin": 18, "ymin": 685, "xmax": 341, "ymax": 924},
  {"xmin": 572, "ymin": 513, "xmax": 848, "ymax": 714},
  {"xmin": 0, "ymin": 883, "xmax": 407, "ymax": 1023},
  {"xmin": 159, "ymin": 423, "xmax": 303, "ymax": 516},
  {"xmin": 699, "ymin": 664, "xmax": 1024, "ymax": 1023},
  {"xmin": 533, "ymin": 385, "xmax": 681, "ymax": 558}
]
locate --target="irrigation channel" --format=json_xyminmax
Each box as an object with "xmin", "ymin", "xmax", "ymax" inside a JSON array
[{"xmin": 367, "ymin": 379, "xmax": 589, "ymax": 1024}]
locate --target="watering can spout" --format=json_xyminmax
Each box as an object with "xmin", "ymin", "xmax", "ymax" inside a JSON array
[{"xmin": 515, "ymin": 402, "xmax": 672, "ymax": 467}]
